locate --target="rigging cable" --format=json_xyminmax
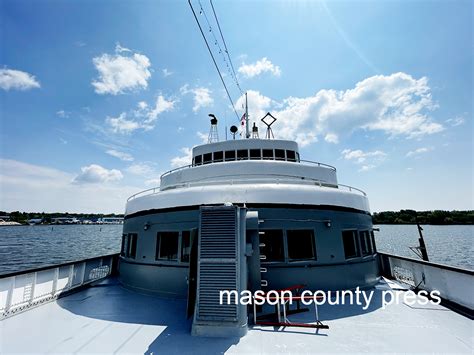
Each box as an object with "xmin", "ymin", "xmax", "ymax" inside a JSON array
[
  {"xmin": 209, "ymin": 0, "xmax": 243, "ymax": 95},
  {"xmin": 189, "ymin": 0, "xmax": 241, "ymax": 121}
]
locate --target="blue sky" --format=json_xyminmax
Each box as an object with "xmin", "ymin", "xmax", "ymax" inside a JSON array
[{"xmin": 0, "ymin": 0, "xmax": 472, "ymax": 213}]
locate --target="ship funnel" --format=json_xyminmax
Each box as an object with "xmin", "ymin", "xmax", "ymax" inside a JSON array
[{"xmin": 208, "ymin": 114, "xmax": 219, "ymax": 143}]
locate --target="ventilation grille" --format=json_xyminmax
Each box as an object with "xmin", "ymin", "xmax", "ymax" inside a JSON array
[{"xmin": 197, "ymin": 207, "xmax": 238, "ymax": 321}]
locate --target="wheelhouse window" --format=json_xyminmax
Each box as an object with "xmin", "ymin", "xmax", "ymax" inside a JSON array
[
  {"xmin": 359, "ymin": 231, "xmax": 371, "ymax": 256},
  {"xmin": 194, "ymin": 155, "xmax": 202, "ymax": 166},
  {"xmin": 213, "ymin": 151, "xmax": 223, "ymax": 162},
  {"xmin": 287, "ymin": 230, "xmax": 316, "ymax": 260},
  {"xmin": 123, "ymin": 233, "xmax": 137, "ymax": 259},
  {"xmin": 203, "ymin": 153, "xmax": 212, "ymax": 164},
  {"xmin": 275, "ymin": 149, "xmax": 285, "ymax": 160},
  {"xmin": 250, "ymin": 149, "xmax": 261, "ymax": 160},
  {"xmin": 156, "ymin": 232, "xmax": 179, "ymax": 261},
  {"xmin": 237, "ymin": 149, "xmax": 248, "ymax": 160},
  {"xmin": 260, "ymin": 230, "xmax": 284, "ymax": 262},
  {"xmin": 262, "ymin": 149, "xmax": 273, "ymax": 160},
  {"xmin": 120, "ymin": 234, "xmax": 128, "ymax": 256},
  {"xmin": 286, "ymin": 150, "xmax": 296, "ymax": 162},
  {"xmin": 342, "ymin": 230, "xmax": 360, "ymax": 259},
  {"xmin": 370, "ymin": 231, "xmax": 377, "ymax": 253},
  {"xmin": 225, "ymin": 150, "xmax": 236, "ymax": 161},
  {"xmin": 181, "ymin": 231, "xmax": 191, "ymax": 262}
]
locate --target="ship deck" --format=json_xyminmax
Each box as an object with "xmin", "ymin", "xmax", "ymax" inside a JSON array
[{"xmin": 1, "ymin": 277, "xmax": 472, "ymax": 354}]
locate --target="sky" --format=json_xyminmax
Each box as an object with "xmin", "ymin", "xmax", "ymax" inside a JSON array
[{"xmin": 0, "ymin": 0, "xmax": 472, "ymax": 213}]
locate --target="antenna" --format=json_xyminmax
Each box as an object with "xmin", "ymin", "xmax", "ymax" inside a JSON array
[
  {"xmin": 251, "ymin": 122, "xmax": 259, "ymax": 139},
  {"xmin": 230, "ymin": 125, "xmax": 238, "ymax": 140},
  {"xmin": 261, "ymin": 112, "xmax": 277, "ymax": 139},
  {"xmin": 208, "ymin": 114, "xmax": 219, "ymax": 143},
  {"xmin": 245, "ymin": 92, "xmax": 250, "ymax": 139}
]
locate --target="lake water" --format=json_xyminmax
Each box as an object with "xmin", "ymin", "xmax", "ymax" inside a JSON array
[{"xmin": 0, "ymin": 224, "xmax": 472, "ymax": 275}]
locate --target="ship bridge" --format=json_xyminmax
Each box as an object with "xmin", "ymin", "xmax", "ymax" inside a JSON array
[{"xmin": 160, "ymin": 139, "xmax": 338, "ymax": 191}]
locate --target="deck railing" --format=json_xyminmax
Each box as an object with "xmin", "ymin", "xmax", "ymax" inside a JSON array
[
  {"xmin": 160, "ymin": 159, "xmax": 336, "ymax": 179},
  {"xmin": 0, "ymin": 254, "xmax": 120, "ymax": 320},
  {"xmin": 127, "ymin": 176, "xmax": 366, "ymax": 202},
  {"xmin": 378, "ymin": 252, "xmax": 474, "ymax": 317}
]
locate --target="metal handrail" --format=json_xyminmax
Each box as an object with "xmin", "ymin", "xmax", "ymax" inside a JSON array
[
  {"xmin": 159, "ymin": 159, "xmax": 336, "ymax": 179},
  {"xmin": 127, "ymin": 177, "xmax": 366, "ymax": 202},
  {"xmin": 127, "ymin": 187, "xmax": 161, "ymax": 202}
]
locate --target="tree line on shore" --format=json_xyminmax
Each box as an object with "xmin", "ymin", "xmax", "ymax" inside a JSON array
[
  {"xmin": 2, "ymin": 209, "xmax": 473, "ymax": 225},
  {"xmin": 0, "ymin": 211, "xmax": 124, "ymax": 224},
  {"xmin": 372, "ymin": 210, "xmax": 473, "ymax": 225}
]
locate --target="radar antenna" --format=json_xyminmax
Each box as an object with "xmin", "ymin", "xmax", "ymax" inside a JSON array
[
  {"xmin": 208, "ymin": 114, "xmax": 219, "ymax": 143},
  {"xmin": 261, "ymin": 112, "xmax": 277, "ymax": 139},
  {"xmin": 251, "ymin": 122, "xmax": 259, "ymax": 139}
]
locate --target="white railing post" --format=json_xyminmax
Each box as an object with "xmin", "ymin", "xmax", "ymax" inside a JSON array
[
  {"xmin": 5, "ymin": 276, "xmax": 15, "ymax": 314},
  {"xmin": 67, "ymin": 264, "xmax": 74, "ymax": 290},
  {"xmin": 29, "ymin": 272, "xmax": 37, "ymax": 305},
  {"xmin": 52, "ymin": 267, "xmax": 59, "ymax": 296}
]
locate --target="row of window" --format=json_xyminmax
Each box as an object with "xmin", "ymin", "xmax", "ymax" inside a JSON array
[
  {"xmin": 121, "ymin": 228, "xmax": 376, "ymax": 263},
  {"xmin": 342, "ymin": 230, "xmax": 377, "ymax": 259},
  {"xmin": 193, "ymin": 149, "xmax": 300, "ymax": 166}
]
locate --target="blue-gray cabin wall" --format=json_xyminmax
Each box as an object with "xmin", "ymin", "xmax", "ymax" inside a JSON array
[{"xmin": 118, "ymin": 206, "xmax": 377, "ymax": 296}]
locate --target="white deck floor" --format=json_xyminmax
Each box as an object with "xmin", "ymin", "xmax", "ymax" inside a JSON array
[{"xmin": 0, "ymin": 277, "xmax": 472, "ymax": 354}]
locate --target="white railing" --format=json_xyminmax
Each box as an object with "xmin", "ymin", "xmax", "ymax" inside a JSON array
[
  {"xmin": 378, "ymin": 252, "xmax": 474, "ymax": 315},
  {"xmin": 127, "ymin": 177, "xmax": 366, "ymax": 202},
  {"xmin": 0, "ymin": 254, "xmax": 118, "ymax": 320}
]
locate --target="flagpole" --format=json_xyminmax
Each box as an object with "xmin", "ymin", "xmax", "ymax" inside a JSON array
[{"xmin": 245, "ymin": 92, "xmax": 249, "ymax": 139}]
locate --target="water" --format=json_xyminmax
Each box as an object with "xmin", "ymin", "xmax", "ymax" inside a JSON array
[
  {"xmin": 374, "ymin": 224, "xmax": 473, "ymax": 270},
  {"xmin": 0, "ymin": 224, "xmax": 472, "ymax": 275},
  {"xmin": 0, "ymin": 225, "xmax": 122, "ymax": 275}
]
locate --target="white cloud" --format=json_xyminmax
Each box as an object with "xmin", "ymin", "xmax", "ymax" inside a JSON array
[
  {"xmin": 180, "ymin": 85, "xmax": 214, "ymax": 112},
  {"xmin": 162, "ymin": 68, "xmax": 173, "ymax": 77},
  {"xmin": 406, "ymin": 147, "xmax": 433, "ymax": 157},
  {"xmin": 238, "ymin": 57, "xmax": 281, "ymax": 78},
  {"xmin": 171, "ymin": 147, "xmax": 193, "ymax": 168},
  {"xmin": 92, "ymin": 45, "xmax": 151, "ymax": 95},
  {"xmin": 341, "ymin": 149, "xmax": 386, "ymax": 172},
  {"xmin": 324, "ymin": 133, "xmax": 339, "ymax": 144},
  {"xmin": 126, "ymin": 162, "xmax": 154, "ymax": 176},
  {"xmin": 145, "ymin": 178, "xmax": 161, "ymax": 186},
  {"xmin": 237, "ymin": 72, "xmax": 443, "ymax": 146},
  {"xmin": 56, "ymin": 110, "xmax": 70, "ymax": 118},
  {"xmin": 73, "ymin": 164, "xmax": 123, "ymax": 184},
  {"xmin": 106, "ymin": 149, "xmax": 134, "ymax": 161},
  {"xmin": 106, "ymin": 113, "xmax": 151, "ymax": 134},
  {"xmin": 0, "ymin": 159, "xmax": 138, "ymax": 213},
  {"xmin": 196, "ymin": 131, "xmax": 208, "ymax": 144},
  {"xmin": 446, "ymin": 116, "xmax": 465, "ymax": 127},
  {"xmin": 105, "ymin": 95, "xmax": 176, "ymax": 134},
  {"xmin": 341, "ymin": 149, "xmax": 386, "ymax": 163},
  {"xmin": 59, "ymin": 138, "xmax": 68, "ymax": 145},
  {"xmin": 145, "ymin": 95, "xmax": 176, "ymax": 122},
  {"xmin": 0, "ymin": 68, "xmax": 40, "ymax": 91}
]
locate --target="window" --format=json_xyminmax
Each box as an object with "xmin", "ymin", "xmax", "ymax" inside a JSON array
[
  {"xmin": 262, "ymin": 149, "xmax": 273, "ymax": 160},
  {"xmin": 181, "ymin": 231, "xmax": 191, "ymax": 262},
  {"xmin": 213, "ymin": 151, "xmax": 223, "ymax": 162},
  {"xmin": 203, "ymin": 153, "xmax": 212, "ymax": 164},
  {"xmin": 156, "ymin": 232, "xmax": 179, "ymax": 261},
  {"xmin": 275, "ymin": 149, "xmax": 285, "ymax": 160},
  {"xmin": 287, "ymin": 230, "xmax": 316, "ymax": 260},
  {"xmin": 370, "ymin": 231, "xmax": 377, "ymax": 253},
  {"xmin": 286, "ymin": 150, "xmax": 296, "ymax": 162},
  {"xmin": 342, "ymin": 230, "xmax": 360, "ymax": 259},
  {"xmin": 237, "ymin": 149, "xmax": 248, "ymax": 160},
  {"xmin": 120, "ymin": 234, "xmax": 128, "ymax": 256},
  {"xmin": 194, "ymin": 155, "xmax": 202, "ymax": 166},
  {"xmin": 260, "ymin": 230, "xmax": 284, "ymax": 262},
  {"xmin": 225, "ymin": 150, "xmax": 236, "ymax": 161},
  {"xmin": 128, "ymin": 233, "xmax": 137, "ymax": 259},
  {"xmin": 250, "ymin": 149, "xmax": 261, "ymax": 160},
  {"xmin": 359, "ymin": 231, "xmax": 371, "ymax": 256}
]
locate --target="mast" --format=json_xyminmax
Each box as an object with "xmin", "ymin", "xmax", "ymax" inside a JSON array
[{"xmin": 245, "ymin": 92, "xmax": 249, "ymax": 138}]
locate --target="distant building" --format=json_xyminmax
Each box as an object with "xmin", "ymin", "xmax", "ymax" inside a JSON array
[
  {"xmin": 51, "ymin": 217, "xmax": 80, "ymax": 224},
  {"xmin": 98, "ymin": 217, "xmax": 124, "ymax": 224}
]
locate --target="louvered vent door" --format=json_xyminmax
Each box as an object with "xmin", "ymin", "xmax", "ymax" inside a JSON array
[{"xmin": 196, "ymin": 206, "xmax": 239, "ymax": 322}]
